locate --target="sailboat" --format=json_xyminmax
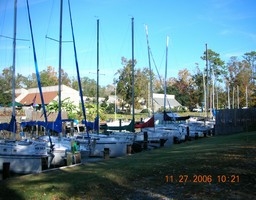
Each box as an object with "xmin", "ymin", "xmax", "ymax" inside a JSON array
[
  {"xmin": 151, "ymin": 38, "xmax": 212, "ymax": 141},
  {"xmin": 73, "ymin": 19, "xmax": 134, "ymax": 158},
  {"xmin": 136, "ymin": 29, "xmax": 210, "ymax": 145},
  {"xmin": 132, "ymin": 27, "xmax": 175, "ymax": 148},
  {"xmin": 23, "ymin": 0, "xmax": 88, "ymax": 166},
  {"xmin": 0, "ymin": 0, "xmax": 50, "ymax": 175},
  {"xmin": 154, "ymin": 37, "xmax": 193, "ymax": 143},
  {"xmin": 101, "ymin": 18, "xmax": 171, "ymax": 153}
]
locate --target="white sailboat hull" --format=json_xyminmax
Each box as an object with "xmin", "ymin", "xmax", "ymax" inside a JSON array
[
  {"xmin": 90, "ymin": 140, "xmax": 131, "ymax": 157},
  {"xmin": 38, "ymin": 135, "xmax": 86, "ymax": 166},
  {"xmin": 0, "ymin": 154, "xmax": 48, "ymax": 174},
  {"xmin": 76, "ymin": 133, "xmax": 133, "ymax": 157},
  {"xmin": 0, "ymin": 139, "xmax": 49, "ymax": 174}
]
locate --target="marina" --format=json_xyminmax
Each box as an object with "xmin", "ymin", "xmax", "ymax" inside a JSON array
[{"xmin": 0, "ymin": 0, "xmax": 219, "ymax": 183}]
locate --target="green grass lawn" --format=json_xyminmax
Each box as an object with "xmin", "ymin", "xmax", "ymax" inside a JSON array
[{"xmin": 0, "ymin": 131, "xmax": 255, "ymax": 200}]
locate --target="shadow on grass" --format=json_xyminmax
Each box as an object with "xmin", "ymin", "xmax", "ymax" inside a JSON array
[{"xmin": 0, "ymin": 131, "xmax": 255, "ymax": 199}]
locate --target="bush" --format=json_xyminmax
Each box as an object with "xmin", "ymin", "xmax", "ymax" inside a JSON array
[
  {"xmin": 172, "ymin": 106, "xmax": 188, "ymax": 113},
  {"xmin": 140, "ymin": 109, "xmax": 150, "ymax": 114}
]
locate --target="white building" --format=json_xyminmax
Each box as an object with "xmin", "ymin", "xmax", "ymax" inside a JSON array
[{"xmin": 153, "ymin": 93, "xmax": 181, "ymax": 111}]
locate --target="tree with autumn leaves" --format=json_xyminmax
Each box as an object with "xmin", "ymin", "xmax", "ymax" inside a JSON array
[{"xmin": 0, "ymin": 50, "xmax": 255, "ymax": 111}]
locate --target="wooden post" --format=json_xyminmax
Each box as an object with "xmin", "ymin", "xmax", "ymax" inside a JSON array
[
  {"xmin": 195, "ymin": 133, "xmax": 198, "ymax": 140},
  {"xmin": 2, "ymin": 162, "xmax": 10, "ymax": 180},
  {"xmin": 186, "ymin": 126, "xmax": 190, "ymax": 140},
  {"xmin": 36, "ymin": 124, "xmax": 38, "ymax": 137},
  {"xmin": 62, "ymin": 122, "xmax": 66, "ymax": 137},
  {"xmin": 127, "ymin": 144, "xmax": 132, "ymax": 155},
  {"xmin": 143, "ymin": 131, "xmax": 148, "ymax": 150},
  {"xmin": 160, "ymin": 139, "xmax": 165, "ymax": 147},
  {"xmin": 104, "ymin": 148, "xmax": 110, "ymax": 159},
  {"xmin": 66, "ymin": 152, "xmax": 73, "ymax": 166},
  {"xmin": 119, "ymin": 119, "xmax": 122, "ymax": 132},
  {"xmin": 212, "ymin": 125, "xmax": 216, "ymax": 136},
  {"xmin": 70, "ymin": 121, "xmax": 74, "ymax": 136}
]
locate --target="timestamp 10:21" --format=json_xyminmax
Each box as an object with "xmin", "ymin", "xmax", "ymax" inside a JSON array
[
  {"xmin": 165, "ymin": 174, "xmax": 240, "ymax": 183},
  {"xmin": 217, "ymin": 175, "xmax": 240, "ymax": 183}
]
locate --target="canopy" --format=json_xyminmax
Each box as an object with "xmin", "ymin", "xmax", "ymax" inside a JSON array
[{"xmin": 8, "ymin": 101, "xmax": 23, "ymax": 107}]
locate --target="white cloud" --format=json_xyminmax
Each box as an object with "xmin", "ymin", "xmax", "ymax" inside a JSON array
[
  {"xmin": 219, "ymin": 29, "xmax": 232, "ymax": 35},
  {"xmin": 223, "ymin": 51, "xmax": 245, "ymax": 58}
]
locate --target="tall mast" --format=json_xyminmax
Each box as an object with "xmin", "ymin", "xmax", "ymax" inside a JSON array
[
  {"xmin": 58, "ymin": 0, "xmax": 63, "ymax": 119},
  {"xmin": 212, "ymin": 68, "xmax": 215, "ymax": 110},
  {"xmin": 96, "ymin": 19, "xmax": 99, "ymax": 133},
  {"xmin": 203, "ymin": 68, "xmax": 207, "ymax": 116},
  {"xmin": 246, "ymin": 85, "xmax": 248, "ymax": 108},
  {"xmin": 26, "ymin": 0, "xmax": 48, "ymax": 126},
  {"xmin": 10, "ymin": 0, "xmax": 17, "ymax": 135},
  {"xmin": 164, "ymin": 36, "xmax": 169, "ymax": 111},
  {"xmin": 26, "ymin": 0, "xmax": 53, "ymax": 148},
  {"xmin": 68, "ymin": 0, "xmax": 90, "ymax": 136},
  {"xmin": 131, "ymin": 17, "xmax": 135, "ymax": 132},
  {"xmin": 205, "ymin": 43, "xmax": 209, "ymax": 119},
  {"xmin": 145, "ymin": 25, "xmax": 154, "ymax": 116},
  {"xmin": 227, "ymin": 82, "xmax": 230, "ymax": 109},
  {"xmin": 12, "ymin": 0, "xmax": 17, "ymax": 112}
]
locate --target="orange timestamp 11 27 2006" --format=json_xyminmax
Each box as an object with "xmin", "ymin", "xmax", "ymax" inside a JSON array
[{"xmin": 165, "ymin": 174, "xmax": 240, "ymax": 183}]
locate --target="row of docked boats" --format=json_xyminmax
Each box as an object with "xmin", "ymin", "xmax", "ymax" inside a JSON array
[{"xmin": 0, "ymin": 111, "xmax": 215, "ymax": 175}]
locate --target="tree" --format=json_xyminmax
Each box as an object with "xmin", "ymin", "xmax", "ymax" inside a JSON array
[
  {"xmin": 81, "ymin": 77, "xmax": 97, "ymax": 97},
  {"xmin": 71, "ymin": 76, "xmax": 79, "ymax": 91},
  {"xmin": 0, "ymin": 66, "xmax": 25, "ymax": 105},
  {"xmin": 0, "ymin": 76, "xmax": 12, "ymax": 106},
  {"xmin": 2, "ymin": 66, "xmax": 25, "ymax": 89},
  {"xmin": 191, "ymin": 66, "xmax": 205, "ymax": 108},
  {"xmin": 23, "ymin": 73, "xmax": 38, "ymax": 88},
  {"xmin": 243, "ymin": 51, "xmax": 256, "ymax": 107},
  {"xmin": 243, "ymin": 51, "xmax": 256, "ymax": 81},
  {"xmin": 226, "ymin": 56, "xmax": 254, "ymax": 108},
  {"xmin": 86, "ymin": 103, "xmax": 106, "ymax": 121},
  {"xmin": 2, "ymin": 67, "xmax": 12, "ymax": 89},
  {"xmin": 134, "ymin": 67, "xmax": 151, "ymax": 108},
  {"xmin": 36, "ymin": 66, "xmax": 71, "ymax": 87},
  {"xmin": 115, "ymin": 57, "xmax": 151, "ymax": 113},
  {"xmin": 201, "ymin": 49, "xmax": 226, "ymax": 109},
  {"xmin": 61, "ymin": 69, "xmax": 71, "ymax": 87},
  {"xmin": 46, "ymin": 97, "xmax": 79, "ymax": 119},
  {"xmin": 167, "ymin": 69, "xmax": 198, "ymax": 110},
  {"xmin": 115, "ymin": 57, "xmax": 134, "ymax": 112},
  {"xmin": 40, "ymin": 66, "xmax": 58, "ymax": 86}
]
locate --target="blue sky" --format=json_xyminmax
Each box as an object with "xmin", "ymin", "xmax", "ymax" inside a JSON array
[{"xmin": 0, "ymin": 0, "xmax": 255, "ymax": 86}]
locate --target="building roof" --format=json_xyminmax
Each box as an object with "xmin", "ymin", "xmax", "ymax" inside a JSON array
[
  {"xmin": 154, "ymin": 97, "xmax": 181, "ymax": 108},
  {"xmin": 16, "ymin": 85, "xmax": 80, "ymax": 106},
  {"xmin": 19, "ymin": 91, "xmax": 58, "ymax": 105},
  {"xmin": 153, "ymin": 93, "xmax": 181, "ymax": 110},
  {"xmin": 154, "ymin": 98, "xmax": 181, "ymax": 107}
]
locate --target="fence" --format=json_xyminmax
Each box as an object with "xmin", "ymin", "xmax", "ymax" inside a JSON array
[{"xmin": 215, "ymin": 108, "xmax": 256, "ymax": 135}]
